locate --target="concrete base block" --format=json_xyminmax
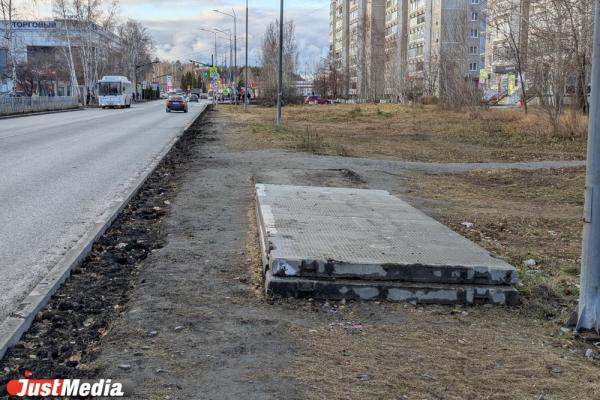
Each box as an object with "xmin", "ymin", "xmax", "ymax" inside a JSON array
[
  {"xmin": 256, "ymin": 184, "xmax": 520, "ymax": 306},
  {"xmin": 266, "ymin": 270, "xmax": 520, "ymax": 306}
]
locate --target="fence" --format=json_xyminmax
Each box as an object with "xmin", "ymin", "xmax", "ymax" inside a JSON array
[{"xmin": 0, "ymin": 96, "xmax": 80, "ymax": 116}]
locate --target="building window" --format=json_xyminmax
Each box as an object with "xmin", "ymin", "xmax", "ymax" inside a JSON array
[
  {"xmin": 471, "ymin": 12, "xmax": 478, "ymax": 21},
  {"xmin": 0, "ymin": 48, "xmax": 7, "ymax": 76},
  {"xmin": 471, "ymin": 0, "xmax": 480, "ymax": 3},
  {"xmin": 469, "ymin": 62, "xmax": 478, "ymax": 71},
  {"xmin": 470, "ymin": 28, "xmax": 479, "ymax": 38},
  {"xmin": 469, "ymin": 46, "xmax": 478, "ymax": 55}
]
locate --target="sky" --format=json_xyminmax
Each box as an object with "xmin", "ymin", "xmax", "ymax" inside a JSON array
[{"xmin": 30, "ymin": 0, "xmax": 330, "ymax": 73}]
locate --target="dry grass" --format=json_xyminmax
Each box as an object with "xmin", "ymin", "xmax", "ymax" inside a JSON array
[
  {"xmin": 406, "ymin": 167, "xmax": 585, "ymax": 320},
  {"xmin": 224, "ymin": 106, "xmax": 599, "ymax": 398},
  {"xmin": 246, "ymin": 206, "xmax": 265, "ymax": 298},
  {"xmin": 219, "ymin": 104, "xmax": 587, "ymax": 163},
  {"xmin": 287, "ymin": 304, "xmax": 600, "ymax": 400},
  {"xmin": 282, "ymin": 168, "xmax": 600, "ymax": 399}
]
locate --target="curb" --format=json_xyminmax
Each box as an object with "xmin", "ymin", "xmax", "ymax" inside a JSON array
[
  {"xmin": 0, "ymin": 104, "xmax": 210, "ymax": 361},
  {"xmin": 0, "ymin": 107, "xmax": 84, "ymax": 120}
]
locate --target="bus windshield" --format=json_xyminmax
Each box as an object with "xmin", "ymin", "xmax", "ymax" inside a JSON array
[{"xmin": 98, "ymin": 82, "xmax": 122, "ymax": 96}]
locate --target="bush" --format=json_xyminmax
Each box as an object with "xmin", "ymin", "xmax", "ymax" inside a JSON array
[
  {"xmin": 349, "ymin": 106, "xmax": 362, "ymax": 119},
  {"xmin": 419, "ymin": 96, "xmax": 438, "ymax": 105}
]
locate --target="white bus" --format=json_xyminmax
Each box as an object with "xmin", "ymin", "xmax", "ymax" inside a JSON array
[{"xmin": 97, "ymin": 76, "xmax": 133, "ymax": 109}]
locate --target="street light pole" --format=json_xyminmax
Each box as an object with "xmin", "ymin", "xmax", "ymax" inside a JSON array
[
  {"xmin": 578, "ymin": 0, "xmax": 600, "ymax": 332},
  {"xmin": 214, "ymin": 8, "xmax": 238, "ymax": 104},
  {"xmin": 276, "ymin": 0, "xmax": 284, "ymax": 127},
  {"xmin": 244, "ymin": 0, "xmax": 249, "ymax": 112},
  {"xmin": 233, "ymin": 9, "xmax": 237, "ymax": 104},
  {"xmin": 215, "ymin": 28, "xmax": 233, "ymax": 85}
]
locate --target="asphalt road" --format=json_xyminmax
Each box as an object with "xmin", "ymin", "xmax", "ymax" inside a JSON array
[{"xmin": 0, "ymin": 100, "xmax": 207, "ymax": 324}]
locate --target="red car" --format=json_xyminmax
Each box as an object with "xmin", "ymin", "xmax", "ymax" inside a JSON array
[
  {"xmin": 166, "ymin": 95, "xmax": 188, "ymax": 113},
  {"xmin": 304, "ymin": 95, "xmax": 331, "ymax": 105}
]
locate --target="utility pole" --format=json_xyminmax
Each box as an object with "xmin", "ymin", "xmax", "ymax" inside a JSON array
[
  {"xmin": 244, "ymin": 0, "xmax": 249, "ymax": 112},
  {"xmin": 276, "ymin": 0, "xmax": 284, "ymax": 127},
  {"xmin": 215, "ymin": 28, "xmax": 233, "ymax": 85},
  {"xmin": 578, "ymin": 0, "xmax": 600, "ymax": 332},
  {"xmin": 214, "ymin": 8, "xmax": 238, "ymax": 104},
  {"xmin": 234, "ymin": 9, "xmax": 237, "ymax": 104}
]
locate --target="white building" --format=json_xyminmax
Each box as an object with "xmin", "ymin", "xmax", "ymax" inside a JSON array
[{"xmin": 0, "ymin": 20, "xmax": 119, "ymax": 95}]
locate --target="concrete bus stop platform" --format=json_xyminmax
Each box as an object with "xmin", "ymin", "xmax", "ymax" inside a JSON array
[{"xmin": 255, "ymin": 184, "xmax": 520, "ymax": 305}]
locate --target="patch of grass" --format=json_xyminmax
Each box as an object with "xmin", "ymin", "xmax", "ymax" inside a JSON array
[
  {"xmin": 297, "ymin": 127, "xmax": 325, "ymax": 154},
  {"xmin": 349, "ymin": 105, "xmax": 362, "ymax": 120},
  {"xmin": 218, "ymin": 104, "xmax": 587, "ymax": 163},
  {"xmin": 406, "ymin": 167, "xmax": 585, "ymax": 321}
]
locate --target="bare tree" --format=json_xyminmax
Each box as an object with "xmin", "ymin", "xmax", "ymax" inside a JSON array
[
  {"xmin": 313, "ymin": 58, "xmax": 330, "ymax": 97},
  {"xmin": 436, "ymin": 4, "xmax": 483, "ymax": 110},
  {"xmin": 1, "ymin": 0, "xmax": 18, "ymax": 93},
  {"xmin": 53, "ymin": 0, "xmax": 81, "ymax": 100},
  {"xmin": 70, "ymin": 0, "xmax": 118, "ymax": 104},
  {"xmin": 561, "ymin": 0, "xmax": 594, "ymax": 113},
  {"xmin": 487, "ymin": 0, "xmax": 531, "ymax": 113},
  {"xmin": 259, "ymin": 19, "xmax": 298, "ymax": 106},
  {"xmin": 117, "ymin": 19, "xmax": 153, "ymax": 98}
]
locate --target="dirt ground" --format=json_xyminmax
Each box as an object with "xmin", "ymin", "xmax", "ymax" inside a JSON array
[
  {"xmin": 96, "ymin": 109, "xmax": 599, "ymax": 399},
  {"xmin": 219, "ymin": 104, "xmax": 587, "ymax": 163},
  {"xmin": 1, "ymin": 107, "xmax": 599, "ymax": 400}
]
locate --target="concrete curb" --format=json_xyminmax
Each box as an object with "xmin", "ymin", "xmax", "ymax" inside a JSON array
[
  {"xmin": 0, "ymin": 104, "xmax": 209, "ymax": 361},
  {"xmin": 0, "ymin": 107, "xmax": 83, "ymax": 120}
]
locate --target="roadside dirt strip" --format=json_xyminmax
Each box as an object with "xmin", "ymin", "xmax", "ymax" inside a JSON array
[{"xmin": 0, "ymin": 109, "xmax": 210, "ymax": 389}]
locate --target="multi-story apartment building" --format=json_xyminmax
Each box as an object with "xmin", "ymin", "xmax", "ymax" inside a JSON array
[
  {"xmin": 333, "ymin": 0, "xmax": 487, "ymax": 100},
  {"xmin": 384, "ymin": 0, "xmax": 408, "ymax": 98},
  {"xmin": 406, "ymin": 0, "xmax": 487, "ymax": 95},
  {"xmin": 329, "ymin": 0, "xmax": 386, "ymax": 101}
]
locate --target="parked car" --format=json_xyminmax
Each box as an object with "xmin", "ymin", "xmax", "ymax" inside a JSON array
[
  {"xmin": 199, "ymin": 93, "xmax": 208, "ymax": 100},
  {"xmin": 189, "ymin": 94, "xmax": 199, "ymax": 102},
  {"xmin": 166, "ymin": 95, "xmax": 188, "ymax": 113},
  {"xmin": 304, "ymin": 95, "xmax": 330, "ymax": 105}
]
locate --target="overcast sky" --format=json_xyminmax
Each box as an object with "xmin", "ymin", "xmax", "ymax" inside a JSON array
[{"xmin": 31, "ymin": 0, "xmax": 330, "ymax": 73}]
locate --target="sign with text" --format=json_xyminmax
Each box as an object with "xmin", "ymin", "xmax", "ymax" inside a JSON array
[{"xmin": 10, "ymin": 21, "xmax": 57, "ymax": 29}]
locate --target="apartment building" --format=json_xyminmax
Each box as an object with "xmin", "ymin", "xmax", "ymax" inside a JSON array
[
  {"xmin": 405, "ymin": 0, "xmax": 487, "ymax": 95},
  {"xmin": 333, "ymin": 0, "xmax": 487, "ymax": 100},
  {"xmin": 329, "ymin": 0, "xmax": 386, "ymax": 101}
]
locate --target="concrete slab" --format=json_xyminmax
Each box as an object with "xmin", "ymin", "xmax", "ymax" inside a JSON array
[
  {"xmin": 256, "ymin": 184, "xmax": 520, "ymax": 305},
  {"xmin": 265, "ymin": 270, "xmax": 520, "ymax": 305},
  {"xmin": 256, "ymin": 184, "xmax": 519, "ymax": 286}
]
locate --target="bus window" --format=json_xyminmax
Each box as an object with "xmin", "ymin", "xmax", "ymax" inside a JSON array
[{"xmin": 98, "ymin": 82, "xmax": 122, "ymax": 96}]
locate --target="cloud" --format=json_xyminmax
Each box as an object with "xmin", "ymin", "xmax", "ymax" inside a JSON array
[
  {"xmin": 139, "ymin": 5, "xmax": 329, "ymax": 69},
  {"xmin": 31, "ymin": 0, "xmax": 330, "ymax": 71}
]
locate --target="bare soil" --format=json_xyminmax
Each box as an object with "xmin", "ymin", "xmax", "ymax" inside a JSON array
[{"xmin": 219, "ymin": 104, "xmax": 587, "ymax": 163}]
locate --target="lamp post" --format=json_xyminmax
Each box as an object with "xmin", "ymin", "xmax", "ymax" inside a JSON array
[
  {"xmin": 577, "ymin": 0, "xmax": 600, "ymax": 332},
  {"xmin": 276, "ymin": 0, "xmax": 283, "ymax": 127},
  {"xmin": 199, "ymin": 28, "xmax": 218, "ymax": 69},
  {"xmin": 215, "ymin": 28, "xmax": 233, "ymax": 85},
  {"xmin": 135, "ymin": 61, "xmax": 159, "ymax": 102},
  {"xmin": 244, "ymin": 0, "xmax": 249, "ymax": 111},
  {"xmin": 214, "ymin": 8, "xmax": 237, "ymax": 104}
]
